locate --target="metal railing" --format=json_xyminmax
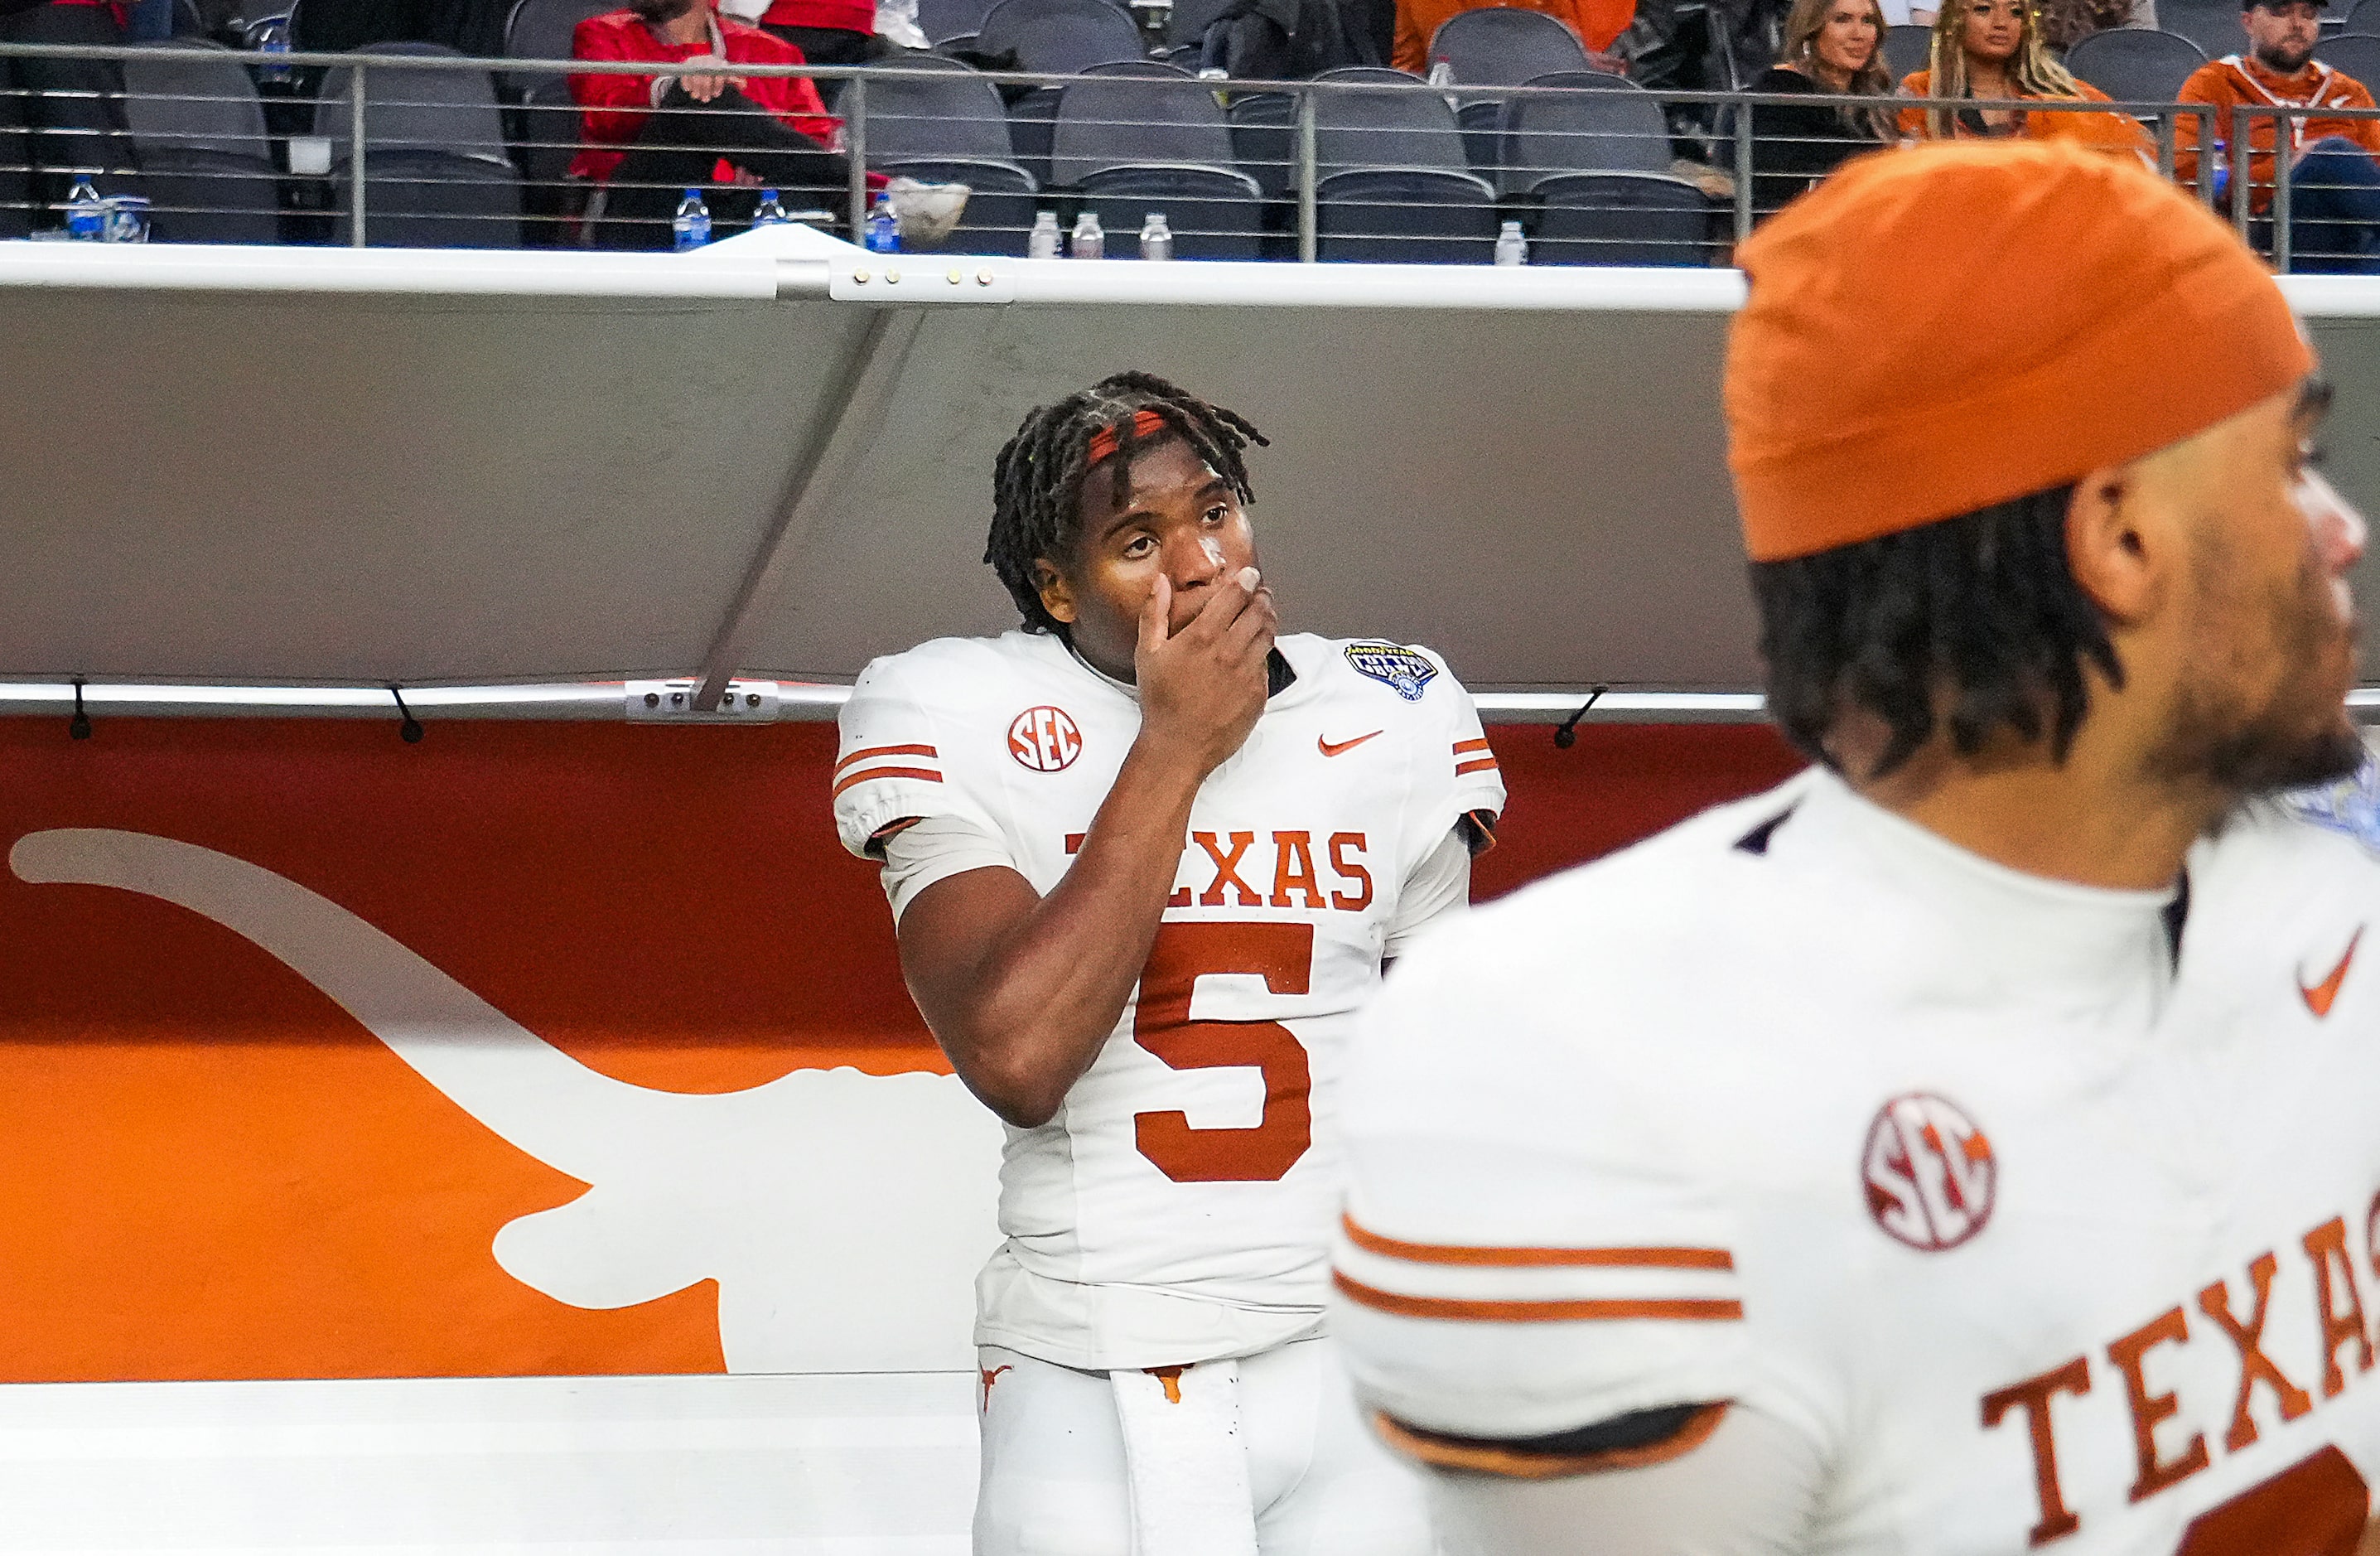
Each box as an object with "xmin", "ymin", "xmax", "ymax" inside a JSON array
[{"xmin": 0, "ymin": 36, "xmax": 2370, "ymax": 267}]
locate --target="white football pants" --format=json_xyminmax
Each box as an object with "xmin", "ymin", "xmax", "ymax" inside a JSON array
[{"xmin": 973, "ymin": 1334, "xmax": 1437, "ymax": 1556}]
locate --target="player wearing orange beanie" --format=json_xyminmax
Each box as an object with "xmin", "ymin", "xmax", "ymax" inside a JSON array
[{"xmin": 1329, "ymin": 140, "xmax": 2380, "ymax": 1552}]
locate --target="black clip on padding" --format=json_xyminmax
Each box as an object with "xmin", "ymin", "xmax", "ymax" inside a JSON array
[
  {"xmin": 1552, "ymin": 685, "xmax": 1607, "ymax": 750},
  {"xmin": 391, "ymin": 686, "xmax": 424, "ymax": 745},
  {"xmin": 68, "ymin": 680, "xmax": 91, "ymax": 741}
]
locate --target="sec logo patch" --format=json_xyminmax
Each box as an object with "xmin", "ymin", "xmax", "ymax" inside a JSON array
[
  {"xmin": 1008, "ymin": 706, "xmax": 1082, "ymax": 772},
  {"xmin": 1862, "ymin": 1093, "xmax": 1996, "ymax": 1252}
]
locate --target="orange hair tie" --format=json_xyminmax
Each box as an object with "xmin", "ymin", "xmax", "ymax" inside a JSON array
[{"xmin": 1084, "ymin": 408, "xmax": 1169, "ymax": 466}]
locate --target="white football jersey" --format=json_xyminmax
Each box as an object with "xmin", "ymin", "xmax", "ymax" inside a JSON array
[
  {"xmin": 835, "ymin": 629, "xmax": 1506, "ymax": 1372},
  {"xmin": 1335, "ymin": 766, "xmax": 2380, "ymax": 1553}
]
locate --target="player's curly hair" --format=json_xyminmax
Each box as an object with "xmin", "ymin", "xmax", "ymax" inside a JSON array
[
  {"xmin": 1752, "ymin": 486, "xmax": 2123, "ymax": 779},
  {"xmin": 986, "ymin": 371, "xmax": 1269, "ymax": 636}
]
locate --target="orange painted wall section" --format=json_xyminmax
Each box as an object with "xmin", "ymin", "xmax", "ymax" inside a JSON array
[{"xmin": 0, "ymin": 717, "xmax": 1800, "ymax": 1384}]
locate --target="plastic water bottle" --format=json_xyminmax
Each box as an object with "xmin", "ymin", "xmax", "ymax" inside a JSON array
[
  {"xmin": 672, "ymin": 188, "xmax": 711, "ymax": 251},
  {"xmin": 865, "ymin": 191, "xmax": 900, "ymax": 254},
  {"xmin": 1138, "ymin": 210, "xmax": 1173, "ymax": 261},
  {"xmin": 64, "ymin": 176, "xmax": 104, "ymax": 241},
  {"xmin": 1427, "ymin": 58, "xmax": 1459, "ymax": 109},
  {"xmin": 1494, "ymin": 219, "xmax": 1528, "ymax": 267},
  {"xmin": 751, "ymin": 187, "xmax": 790, "ymax": 226},
  {"xmin": 1027, "ymin": 210, "xmax": 1061, "ymax": 259},
  {"xmin": 1070, "ymin": 210, "xmax": 1103, "ymax": 259},
  {"xmin": 258, "ymin": 24, "xmax": 292, "ymax": 84}
]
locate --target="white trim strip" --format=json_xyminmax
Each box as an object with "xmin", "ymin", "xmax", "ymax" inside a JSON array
[{"xmin": 4, "ymin": 684, "xmax": 2376, "ymax": 725}]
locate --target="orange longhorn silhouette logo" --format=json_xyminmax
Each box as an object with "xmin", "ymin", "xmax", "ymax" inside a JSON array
[{"xmin": 7, "ymin": 828, "xmax": 1003, "ymax": 1374}]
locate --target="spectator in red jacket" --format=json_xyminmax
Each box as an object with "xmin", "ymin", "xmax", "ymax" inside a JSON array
[
  {"xmin": 572, "ymin": 0, "xmax": 862, "ymax": 247},
  {"xmin": 752, "ymin": 0, "xmax": 884, "ymax": 70}
]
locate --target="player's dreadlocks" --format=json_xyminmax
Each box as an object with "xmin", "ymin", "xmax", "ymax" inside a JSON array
[
  {"xmin": 987, "ymin": 371, "xmax": 1269, "ymax": 636},
  {"xmin": 1752, "ymin": 486, "xmax": 2123, "ymax": 780}
]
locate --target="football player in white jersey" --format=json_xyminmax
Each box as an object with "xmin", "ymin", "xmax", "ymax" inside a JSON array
[
  {"xmin": 1331, "ymin": 143, "xmax": 2380, "ymax": 1553},
  {"xmin": 833, "ymin": 371, "xmax": 1503, "ymax": 1554}
]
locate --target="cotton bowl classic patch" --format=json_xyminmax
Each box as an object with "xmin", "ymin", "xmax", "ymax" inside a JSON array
[{"xmin": 1344, "ymin": 643, "xmax": 1437, "ymax": 702}]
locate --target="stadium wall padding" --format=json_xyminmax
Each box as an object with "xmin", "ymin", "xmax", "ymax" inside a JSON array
[{"xmin": 0, "ymin": 715, "xmax": 1798, "ymax": 1387}]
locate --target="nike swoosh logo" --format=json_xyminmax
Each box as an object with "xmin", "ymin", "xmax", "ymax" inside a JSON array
[
  {"xmin": 1319, "ymin": 730, "xmax": 1383, "ymax": 758},
  {"xmin": 2300, "ymin": 925, "xmax": 2363, "ymax": 1018}
]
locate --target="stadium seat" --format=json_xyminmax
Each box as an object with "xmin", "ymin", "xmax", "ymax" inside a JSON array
[
  {"xmin": 861, "ymin": 54, "xmax": 1040, "ymax": 252},
  {"xmin": 920, "ymin": 0, "xmax": 994, "ymax": 45},
  {"xmin": 1165, "ymin": 0, "xmax": 1233, "ymax": 52},
  {"xmin": 1528, "ymin": 168, "xmax": 1711, "ymax": 263},
  {"xmin": 1051, "ymin": 60, "xmax": 1234, "ymax": 180},
  {"xmin": 2348, "ymin": 0, "xmax": 2380, "ymax": 32},
  {"xmin": 976, "ymin": 0, "xmax": 1147, "ymax": 73},
  {"xmin": 2158, "ymin": 0, "xmax": 2247, "ymax": 61},
  {"xmin": 1011, "ymin": 56, "xmax": 1177, "ymax": 185},
  {"xmin": 316, "ymin": 43, "xmax": 524, "ymax": 246},
  {"xmin": 1226, "ymin": 89, "xmax": 1295, "ymax": 196},
  {"xmin": 1487, "ymin": 71, "xmax": 1706, "ymax": 265},
  {"xmin": 1428, "ymin": 10, "xmax": 1595, "ymax": 171},
  {"xmin": 1052, "ymin": 63, "xmax": 1262, "ymax": 256},
  {"xmin": 1427, "ymin": 6, "xmax": 1592, "ymax": 85},
  {"xmin": 980, "ymin": 0, "xmax": 1146, "ymax": 187},
  {"xmin": 1311, "ymin": 65, "xmax": 1498, "ymax": 261},
  {"xmin": 496, "ymin": 0, "xmax": 618, "ymax": 242},
  {"xmin": 2063, "ymin": 27, "xmax": 2204, "ymax": 113},
  {"xmin": 1494, "ymin": 68, "xmax": 1668, "ymax": 194},
  {"xmin": 123, "ymin": 40, "xmax": 282, "ymax": 243},
  {"xmin": 2315, "ymin": 29, "xmax": 2380, "ymax": 80},
  {"xmin": 1881, "ymin": 22, "xmax": 1929, "ymax": 79},
  {"xmin": 500, "ymin": 0, "xmax": 619, "ymax": 94},
  {"xmin": 291, "ymin": 0, "xmax": 427, "ymax": 53},
  {"xmin": 509, "ymin": 74, "xmax": 581, "ymax": 244}
]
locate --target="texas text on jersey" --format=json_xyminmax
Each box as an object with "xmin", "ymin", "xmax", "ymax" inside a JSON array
[
  {"xmin": 1332, "ymin": 766, "xmax": 2380, "ymax": 1552},
  {"xmin": 836, "ymin": 627, "xmax": 1504, "ymax": 1372}
]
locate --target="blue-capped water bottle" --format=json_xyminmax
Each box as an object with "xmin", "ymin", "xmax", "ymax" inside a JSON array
[
  {"xmin": 672, "ymin": 187, "xmax": 711, "ymax": 251},
  {"xmin": 865, "ymin": 191, "xmax": 899, "ymax": 254},
  {"xmin": 65, "ymin": 176, "xmax": 104, "ymax": 241},
  {"xmin": 258, "ymin": 20, "xmax": 292, "ymax": 84},
  {"xmin": 751, "ymin": 187, "xmax": 790, "ymax": 227}
]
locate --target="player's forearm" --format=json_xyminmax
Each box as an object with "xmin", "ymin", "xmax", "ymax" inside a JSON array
[{"xmin": 929, "ymin": 738, "xmax": 1207, "ymax": 1126}]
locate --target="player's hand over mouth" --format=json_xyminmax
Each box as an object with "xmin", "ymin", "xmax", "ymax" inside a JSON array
[{"xmin": 1134, "ymin": 567, "xmax": 1274, "ymax": 778}]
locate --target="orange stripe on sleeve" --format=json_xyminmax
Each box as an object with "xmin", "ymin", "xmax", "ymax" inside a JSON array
[
  {"xmin": 1334, "ymin": 1271, "xmax": 1743, "ymax": 1324},
  {"xmin": 1455, "ymin": 757, "xmax": 1500, "ymax": 776},
  {"xmin": 1453, "ymin": 737, "xmax": 1494, "ymax": 755},
  {"xmin": 830, "ymin": 766, "xmax": 944, "ymax": 800},
  {"xmin": 1344, "ymin": 1215, "xmax": 1733, "ymax": 1271},
  {"xmin": 835, "ymin": 742, "xmax": 939, "ymax": 776}
]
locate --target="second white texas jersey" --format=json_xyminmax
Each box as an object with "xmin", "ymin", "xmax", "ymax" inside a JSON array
[
  {"xmin": 834, "ymin": 629, "xmax": 1505, "ymax": 1371},
  {"xmin": 1334, "ymin": 766, "xmax": 2380, "ymax": 1553}
]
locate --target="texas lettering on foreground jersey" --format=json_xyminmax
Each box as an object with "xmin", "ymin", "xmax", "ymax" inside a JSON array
[
  {"xmin": 1335, "ymin": 767, "xmax": 2380, "ymax": 1553},
  {"xmin": 834, "ymin": 631, "xmax": 1505, "ymax": 1372}
]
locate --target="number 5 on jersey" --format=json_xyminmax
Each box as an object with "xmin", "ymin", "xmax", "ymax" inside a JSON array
[{"xmin": 1132, "ymin": 921, "xmax": 1314, "ymax": 1183}]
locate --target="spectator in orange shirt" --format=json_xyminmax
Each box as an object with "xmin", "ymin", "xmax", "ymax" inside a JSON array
[
  {"xmin": 2174, "ymin": 0, "xmax": 2380, "ymax": 269},
  {"xmin": 1392, "ymin": 0, "xmax": 1632, "ymax": 74},
  {"xmin": 1897, "ymin": 0, "xmax": 2150, "ymax": 152}
]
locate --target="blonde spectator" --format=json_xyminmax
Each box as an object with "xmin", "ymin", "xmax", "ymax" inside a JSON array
[
  {"xmin": 1750, "ymin": 0, "xmax": 1895, "ymax": 216},
  {"xmin": 1897, "ymin": 0, "xmax": 2150, "ymax": 149}
]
